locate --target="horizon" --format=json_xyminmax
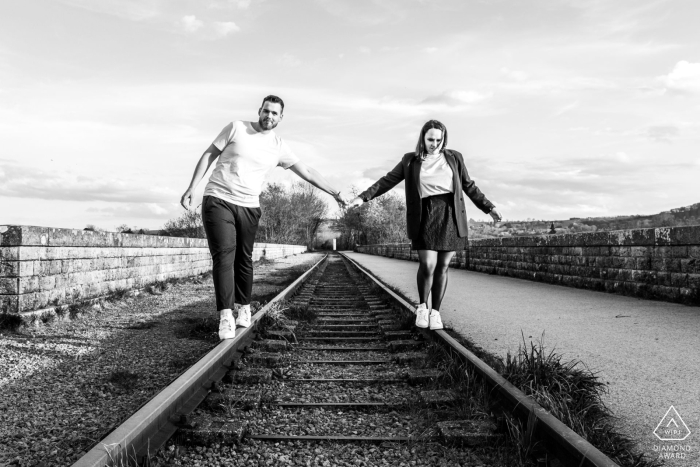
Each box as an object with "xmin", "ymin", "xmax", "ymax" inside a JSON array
[{"xmin": 1, "ymin": 0, "xmax": 699, "ymax": 231}]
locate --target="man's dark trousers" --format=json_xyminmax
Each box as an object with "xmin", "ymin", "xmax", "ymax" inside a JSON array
[{"xmin": 202, "ymin": 195, "xmax": 261, "ymax": 311}]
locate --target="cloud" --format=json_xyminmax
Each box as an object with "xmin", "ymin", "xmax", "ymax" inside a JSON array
[
  {"xmin": 330, "ymin": 89, "xmax": 494, "ymax": 117},
  {"xmin": 0, "ymin": 161, "xmax": 178, "ymax": 204},
  {"xmin": 55, "ymin": 0, "xmax": 159, "ymax": 21},
  {"xmin": 214, "ymin": 21, "xmax": 240, "ymax": 36},
  {"xmin": 362, "ymin": 166, "xmax": 393, "ymax": 180},
  {"xmin": 551, "ymin": 101, "xmax": 579, "ymax": 117},
  {"xmin": 647, "ymin": 125, "xmax": 679, "ymax": 143},
  {"xmin": 500, "ymin": 67, "xmax": 528, "ymax": 81},
  {"xmin": 180, "ymin": 15, "xmax": 204, "ymax": 33},
  {"xmin": 660, "ymin": 60, "xmax": 700, "ymax": 94},
  {"xmin": 278, "ymin": 53, "xmax": 301, "ymax": 67},
  {"xmin": 420, "ymin": 90, "xmax": 492, "ymax": 107},
  {"xmin": 87, "ymin": 203, "xmax": 179, "ymax": 220},
  {"xmin": 313, "ymin": 0, "xmax": 407, "ymax": 26}
]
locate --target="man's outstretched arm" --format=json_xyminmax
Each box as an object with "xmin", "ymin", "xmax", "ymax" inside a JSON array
[
  {"xmin": 289, "ymin": 161, "xmax": 345, "ymax": 208},
  {"xmin": 180, "ymin": 144, "xmax": 222, "ymax": 210}
]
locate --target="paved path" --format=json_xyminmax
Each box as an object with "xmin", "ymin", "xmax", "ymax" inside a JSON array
[{"xmin": 345, "ymin": 252, "xmax": 699, "ymax": 466}]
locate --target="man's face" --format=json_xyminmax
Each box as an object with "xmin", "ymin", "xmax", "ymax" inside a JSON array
[{"xmin": 258, "ymin": 101, "xmax": 283, "ymax": 130}]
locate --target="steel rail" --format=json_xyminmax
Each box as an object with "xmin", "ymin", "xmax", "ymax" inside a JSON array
[
  {"xmin": 72, "ymin": 254, "xmax": 328, "ymax": 467},
  {"xmin": 339, "ymin": 252, "xmax": 620, "ymax": 467}
]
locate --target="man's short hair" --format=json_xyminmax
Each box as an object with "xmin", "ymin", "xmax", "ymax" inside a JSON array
[{"xmin": 261, "ymin": 95, "xmax": 285, "ymax": 113}]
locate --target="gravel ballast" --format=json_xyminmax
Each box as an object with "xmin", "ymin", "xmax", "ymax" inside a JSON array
[{"xmin": 0, "ymin": 252, "xmax": 324, "ymax": 467}]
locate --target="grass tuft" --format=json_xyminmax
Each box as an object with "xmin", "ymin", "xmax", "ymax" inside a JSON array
[
  {"xmin": 285, "ymin": 304, "xmax": 317, "ymax": 323},
  {"xmin": 109, "ymin": 288, "xmax": 132, "ymax": 302},
  {"xmin": 39, "ymin": 311, "xmax": 56, "ymax": 325},
  {"xmin": 503, "ymin": 332, "xmax": 662, "ymax": 467}
]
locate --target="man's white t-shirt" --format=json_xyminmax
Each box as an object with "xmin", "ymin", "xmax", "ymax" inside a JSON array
[{"xmin": 204, "ymin": 121, "xmax": 300, "ymax": 207}]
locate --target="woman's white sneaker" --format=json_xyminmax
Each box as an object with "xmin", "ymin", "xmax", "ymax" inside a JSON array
[
  {"xmin": 415, "ymin": 305, "xmax": 429, "ymax": 328},
  {"xmin": 429, "ymin": 310, "xmax": 443, "ymax": 330},
  {"xmin": 218, "ymin": 315, "xmax": 235, "ymax": 340},
  {"xmin": 236, "ymin": 305, "xmax": 251, "ymax": 328}
]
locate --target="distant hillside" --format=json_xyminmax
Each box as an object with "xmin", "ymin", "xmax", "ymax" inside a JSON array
[{"xmin": 469, "ymin": 202, "xmax": 700, "ymax": 239}]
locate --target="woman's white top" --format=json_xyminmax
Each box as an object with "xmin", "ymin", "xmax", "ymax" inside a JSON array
[{"xmin": 419, "ymin": 152, "xmax": 454, "ymax": 198}]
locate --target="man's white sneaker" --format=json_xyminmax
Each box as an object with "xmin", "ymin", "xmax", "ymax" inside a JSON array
[
  {"xmin": 236, "ymin": 306, "xmax": 251, "ymax": 328},
  {"xmin": 415, "ymin": 306, "xmax": 429, "ymax": 328},
  {"xmin": 429, "ymin": 310, "xmax": 443, "ymax": 330},
  {"xmin": 218, "ymin": 316, "xmax": 235, "ymax": 340}
]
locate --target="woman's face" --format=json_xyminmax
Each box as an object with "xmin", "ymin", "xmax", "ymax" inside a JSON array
[{"xmin": 424, "ymin": 128, "xmax": 443, "ymax": 155}]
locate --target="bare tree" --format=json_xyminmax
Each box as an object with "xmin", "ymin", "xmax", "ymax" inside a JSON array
[{"xmin": 161, "ymin": 210, "xmax": 205, "ymax": 238}]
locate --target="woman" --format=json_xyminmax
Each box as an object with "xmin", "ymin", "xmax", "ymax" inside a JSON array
[{"xmin": 347, "ymin": 120, "xmax": 502, "ymax": 330}]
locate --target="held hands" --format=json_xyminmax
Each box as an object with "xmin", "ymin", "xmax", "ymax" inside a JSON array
[
  {"xmin": 346, "ymin": 196, "xmax": 363, "ymax": 209},
  {"xmin": 489, "ymin": 207, "xmax": 503, "ymax": 224},
  {"xmin": 180, "ymin": 188, "xmax": 194, "ymax": 210}
]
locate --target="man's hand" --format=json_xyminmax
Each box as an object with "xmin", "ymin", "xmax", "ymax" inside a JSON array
[
  {"xmin": 180, "ymin": 188, "xmax": 194, "ymax": 210},
  {"xmin": 347, "ymin": 196, "xmax": 363, "ymax": 209},
  {"xmin": 489, "ymin": 207, "xmax": 502, "ymax": 224},
  {"xmin": 333, "ymin": 193, "xmax": 347, "ymax": 209}
]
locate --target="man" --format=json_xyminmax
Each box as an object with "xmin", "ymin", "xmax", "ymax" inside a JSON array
[{"xmin": 180, "ymin": 95, "xmax": 344, "ymax": 340}]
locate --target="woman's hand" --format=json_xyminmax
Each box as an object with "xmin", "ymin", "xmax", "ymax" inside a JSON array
[
  {"xmin": 180, "ymin": 188, "xmax": 194, "ymax": 210},
  {"xmin": 347, "ymin": 196, "xmax": 363, "ymax": 209},
  {"xmin": 489, "ymin": 207, "xmax": 502, "ymax": 224}
]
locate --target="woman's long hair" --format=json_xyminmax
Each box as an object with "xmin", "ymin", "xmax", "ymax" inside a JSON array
[{"xmin": 415, "ymin": 120, "xmax": 448, "ymax": 160}]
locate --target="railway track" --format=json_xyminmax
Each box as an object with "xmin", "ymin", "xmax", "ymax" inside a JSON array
[{"xmin": 73, "ymin": 253, "xmax": 620, "ymax": 467}]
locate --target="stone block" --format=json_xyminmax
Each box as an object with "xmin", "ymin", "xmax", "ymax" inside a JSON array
[
  {"xmin": 664, "ymin": 226, "xmax": 700, "ymax": 245},
  {"xmin": 436, "ymin": 419, "xmax": 500, "ymax": 447},
  {"xmin": 687, "ymin": 274, "xmax": 700, "ymax": 289},
  {"xmin": 0, "ymin": 247, "xmax": 20, "ymax": 262},
  {"xmin": 0, "ymin": 295, "xmax": 19, "ymax": 314},
  {"xmin": 680, "ymin": 258, "xmax": 698, "ymax": 274},
  {"xmin": 610, "ymin": 228, "xmax": 655, "ymax": 246},
  {"xmin": 0, "ymin": 277, "xmax": 18, "ymax": 294},
  {"xmin": 582, "ymin": 231, "xmax": 613, "ymax": 246}
]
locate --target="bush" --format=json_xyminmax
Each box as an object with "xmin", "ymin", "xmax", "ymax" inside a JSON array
[{"xmin": 336, "ymin": 190, "xmax": 408, "ymax": 247}]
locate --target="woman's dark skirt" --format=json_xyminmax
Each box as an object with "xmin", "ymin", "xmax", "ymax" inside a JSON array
[{"xmin": 411, "ymin": 193, "xmax": 468, "ymax": 252}]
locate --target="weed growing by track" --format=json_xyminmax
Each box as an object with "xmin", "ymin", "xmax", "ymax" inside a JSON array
[{"xmin": 502, "ymin": 333, "xmax": 662, "ymax": 467}]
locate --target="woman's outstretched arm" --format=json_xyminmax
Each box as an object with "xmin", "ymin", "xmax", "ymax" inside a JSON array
[{"xmin": 347, "ymin": 160, "xmax": 405, "ymax": 208}]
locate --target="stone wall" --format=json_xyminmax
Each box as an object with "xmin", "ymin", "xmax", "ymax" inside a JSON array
[
  {"xmin": 355, "ymin": 225, "xmax": 700, "ymax": 305},
  {"xmin": 0, "ymin": 225, "xmax": 307, "ymax": 314}
]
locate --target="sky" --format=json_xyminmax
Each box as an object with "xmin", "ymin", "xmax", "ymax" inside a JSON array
[{"xmin": 0, "ymin": 0, "xmax": 698, "ymax": 231}]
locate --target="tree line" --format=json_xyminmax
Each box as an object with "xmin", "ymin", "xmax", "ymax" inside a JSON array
[{"xmin": 160, "ymin": 182, "xmax": 328, "ymax": 247}]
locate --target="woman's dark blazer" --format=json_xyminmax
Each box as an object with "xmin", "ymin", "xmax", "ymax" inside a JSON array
[{"xmin": 358, "ymin": 150, "xmax": 494, "ymax": 240}]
